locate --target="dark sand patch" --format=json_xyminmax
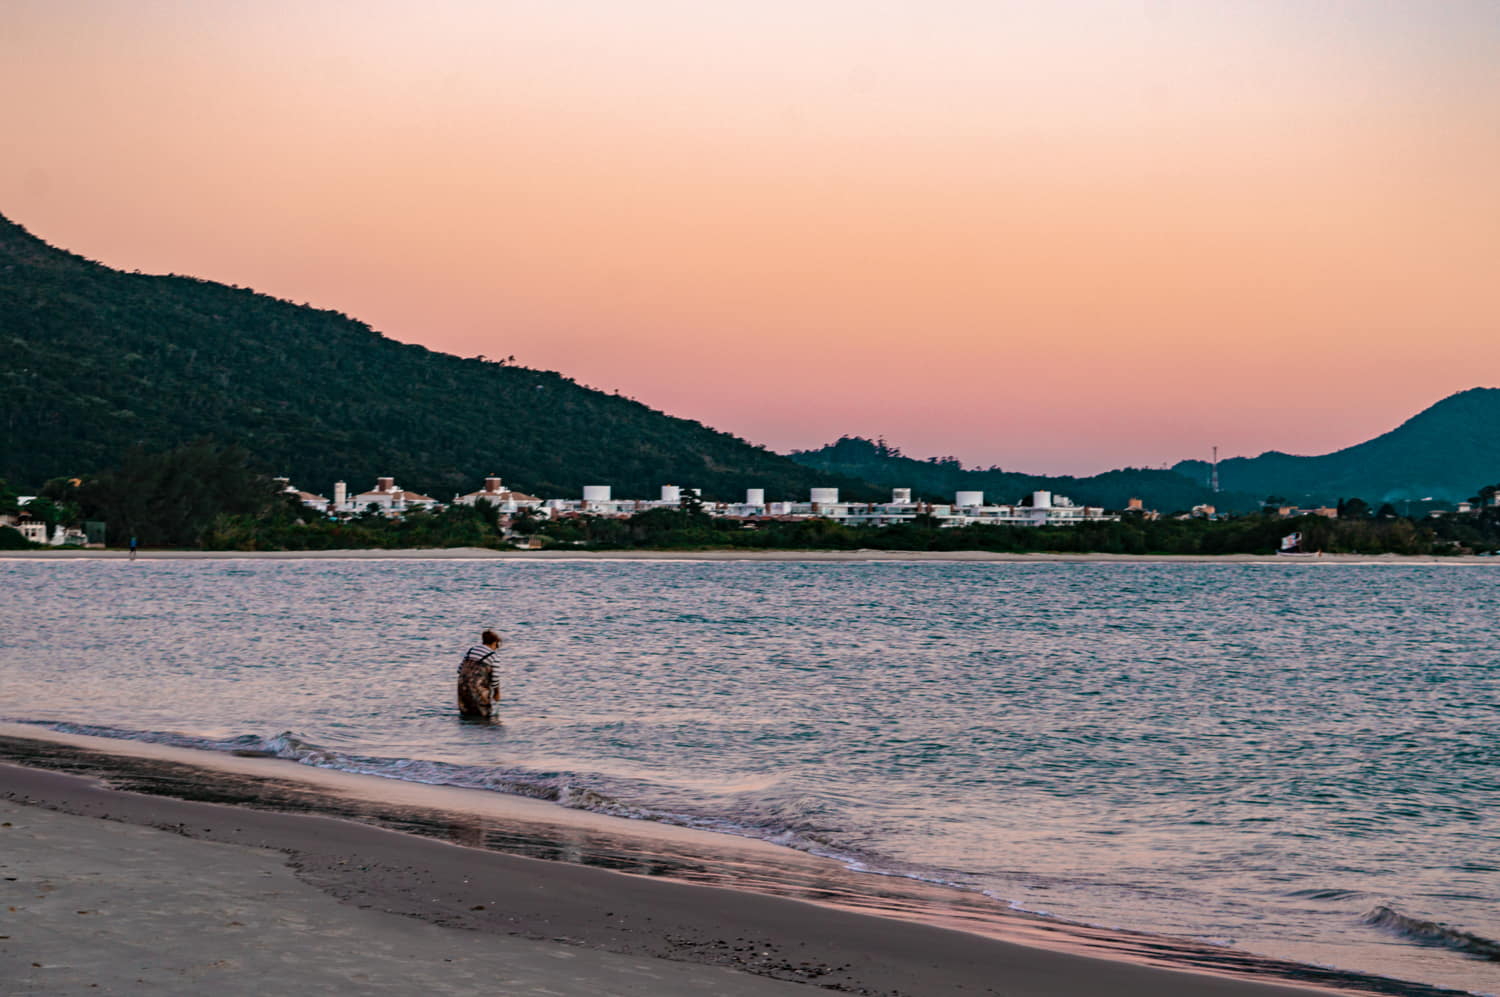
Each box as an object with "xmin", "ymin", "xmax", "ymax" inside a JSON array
[{"xmin": 0, "ymin": 730, "xmax": 1466, "ymax": 995}]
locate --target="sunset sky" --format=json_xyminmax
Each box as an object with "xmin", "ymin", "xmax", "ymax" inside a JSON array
[{"xmin": 4, "ymin": 1, "xmax": 1496, "ymax": 474}]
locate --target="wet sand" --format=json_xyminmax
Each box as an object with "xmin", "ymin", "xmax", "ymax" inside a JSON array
[
  {"xmin": 2, "ymin": 547, "xmax": 1493, "ymax": 564},
  {"xmin": 0, "ymin": 795, "xmax": 808, "ymax": 996},
  {"xmin": 0, "ymin": 726, "xmax": 1392, "ymax": 997}
]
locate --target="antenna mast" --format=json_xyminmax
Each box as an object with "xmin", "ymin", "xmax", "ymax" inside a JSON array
[{"xmin": 1210, "ymin": 446, "xmax": 1220, "ymax": 494}]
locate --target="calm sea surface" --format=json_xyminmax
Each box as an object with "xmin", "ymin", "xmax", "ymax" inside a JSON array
[{"xmin": 1, "ymin": 558, "xmax": 1496, "ymax": 994}]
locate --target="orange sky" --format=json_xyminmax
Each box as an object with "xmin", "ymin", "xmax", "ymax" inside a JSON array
[{"xmin": 4, "ymin": 1, "xmax": 1497, "ymax": 473}]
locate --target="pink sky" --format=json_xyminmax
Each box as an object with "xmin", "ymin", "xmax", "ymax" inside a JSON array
[{"xmin": 4, "ymin": 1, "xmax": 1497, "ymax": 474}]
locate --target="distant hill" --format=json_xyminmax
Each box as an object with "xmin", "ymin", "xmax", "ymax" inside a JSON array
[
  {"xmin": 790, "ymin": 437, "xmax": 1247, "ymax": 512},
  {"xmin": 1173, "ymin": 388, "xmax": 1500, "ymax": 505},
  {"xmin": 0, "ymin": 213, "xmax": 876, "ymax": 501}
]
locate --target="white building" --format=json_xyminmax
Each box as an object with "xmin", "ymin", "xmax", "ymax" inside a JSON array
[
  {"xmin": 736, "ymin": 487, "xmax": 1114, "ymax": 528},
  {"xmin": 347, "ymin": 477, "xmax": 440, "ymax": 516},
  {"xmin": 277, "ymin": 478, "xmax": 330, "ymax": 514},
  {"xmin": 545, "ymin": 484, "xmax": 708, "ymax": 518},
  {"xmin": 529, "ymin": 483, "xmax": 1116, "ymax": 528},
  {"xmin": 454, "ymin": 476, "xmax": 543, "ymax": 513},
  {"xmin": 16, "ymin": 520, "xmax": 49, "ymax": 544}
]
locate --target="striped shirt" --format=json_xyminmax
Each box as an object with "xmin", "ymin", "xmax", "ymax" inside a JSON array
[{"xmin": 461, "ymin": 645, "xmax": 497, "ymax": 668}]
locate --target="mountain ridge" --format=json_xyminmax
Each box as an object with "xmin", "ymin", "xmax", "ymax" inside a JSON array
[
  {"xmin": 789, "ymin": 437, "xmax": 1244, "ymax": 511},
  {"xmin": 3, "ymin": 210, "xmax": 1493, "ymax": 509},
  {"xmin": 0, "ymin": 212, "xmax": 877, "ymax": 500},
  {"xmin": 1172, "ymin": 387, "xmax": 1500, "ymax": 504}
]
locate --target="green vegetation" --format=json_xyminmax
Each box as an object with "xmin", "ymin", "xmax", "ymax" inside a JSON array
[
  {"xmin": 790, "ymin": 436, "xmax": 1258, "ymax": 512},
  {"xmin": 51, "ymin": 440, "xmax": 284, "ymax": 546},
  {"xmin": 522, "ymin": 507, "xmax": 1469, "ymax": 556},
  {"xmin": 8, "ymin": 441, "xmax": 512, "ymax": 550},
  {"xmin": 10, "ymin": 442, "xmax": 1498, "ymax": 555},
  {"xmin": 203, "ymin": 500, "xmax": 513, "ymax": 551},
  {"xmin": 1425, "ymin": 483, "xmax": 1500, "ymax": 554},
  {"xmin": 0, "ymin": 213, "xmax": 874, "ymax": 502}
]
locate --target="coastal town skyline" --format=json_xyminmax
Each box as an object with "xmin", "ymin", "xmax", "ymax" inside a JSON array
[{"xmin": 4, "ymin": 2, "xmax": 1497, "ymax": 474}]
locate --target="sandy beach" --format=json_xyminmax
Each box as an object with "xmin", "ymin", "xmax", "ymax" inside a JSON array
[
  {"xmin": 2, "ymin": 547, "xmax": 1494, "ymax": 564},
  {"xmin": 0, "ymin": 725, "xmax": 1357, "ymax": 997}
]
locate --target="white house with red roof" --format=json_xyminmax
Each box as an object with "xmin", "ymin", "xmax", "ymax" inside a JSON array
[
  {"xmin": 347, "ymin": 477, "xmax": 440, "ymax": 516},
  {"xmin": 453, "ymin": 476, "xmax": 543, "ymax": 513}
]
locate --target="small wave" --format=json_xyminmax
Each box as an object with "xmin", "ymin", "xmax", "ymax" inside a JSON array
[
  {"xmin": 32, "ymin": 721, "xmax": 569, "ymax": 802},
  {"xmin": 555, "ymin": 783, "xmax": 660, "ymax": 820},
  {"xmin": 1362, "ymin": 904, "xmax": 1500, "ymax": 961},
  {"xmin": 1288, "ymin": 888, "xmax": 1368, "ymax": 901},
  {"xmin": 24, "ymin": 721, "xmax": 845, "ymax": 851},
  {"xmin": 22, "ymin": 719, "xmax": 977, "ymax": 892}
]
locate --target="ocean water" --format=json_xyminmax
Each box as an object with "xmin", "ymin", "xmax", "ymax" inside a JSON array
[{"xmin": 1, "ymin": 557, "xmax": 1496, "ymax": 994}]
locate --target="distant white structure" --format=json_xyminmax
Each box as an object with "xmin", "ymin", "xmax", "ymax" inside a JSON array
[
  {"xmin": 277, "ymin": 477, "xmax": 330, "ymax": 514},
  {"xmin": 721, "ymin": 487, "xmax": 1117, "ymax": 528},
  {"xmin": 454, "ymin": 476, "xmax": 542, "ymax": 513},
  {"xmin": 1016, "ymin": 490, "xmax": 1111, "ymax": 527},
  {"xmin": 275, "ymin": 472, "xmax": 1116, "ymax": 530},
  {"xmin": 1273, "ymin": 504, "xmax": 1336, "ymax": 520},
  {"xmin": 348, "ymin": 477, "xmax": 440, "ymax": 516},
  {"xmin": 47, "ymin": 525, "xmax": 88, "ymax": 546}
]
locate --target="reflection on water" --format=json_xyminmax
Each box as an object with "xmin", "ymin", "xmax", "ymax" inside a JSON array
[{"xmin": 0, "ymin": 558, "xmax": 1496, "ymax": 995}]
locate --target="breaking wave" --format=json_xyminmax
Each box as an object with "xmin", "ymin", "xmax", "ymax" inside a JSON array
[
  {"xmin": 1362, "ymin": 905, "xmax": 1500, "ymax": 961},
  {"xmin": 24, "ymin": 720, "xmax": 880, "ymax": 867},
  {"xmin": 37, "ymin": 720, "xmax": 641, "ymax": 808}
]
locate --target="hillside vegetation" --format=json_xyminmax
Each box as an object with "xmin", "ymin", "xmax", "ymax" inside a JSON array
[
  {"xmin": 1173, "ymin": 388, "xmax": 1500, "ymax": 504},
  {"xmin": 791, "ymin": 436, "xmax": 1255, "ymax": 513},
  {"xmin": 0, "ymin": 213, "xmax": 874, "ymax": 501}
]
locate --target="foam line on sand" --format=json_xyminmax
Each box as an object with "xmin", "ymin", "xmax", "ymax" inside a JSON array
[{"xmin": 0, "ymin": 752, "xmax": 1353, "ymax": 997}]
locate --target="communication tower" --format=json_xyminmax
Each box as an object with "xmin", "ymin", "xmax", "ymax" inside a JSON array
[{"xmin": 1210, "ymin": 446, "xmax": 1220, "ymax": 494}]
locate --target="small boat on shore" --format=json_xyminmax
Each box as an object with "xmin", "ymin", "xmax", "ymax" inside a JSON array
[{"xmin": 1276, "ymin": 531, "xmax": 1322, "ymax": 557}]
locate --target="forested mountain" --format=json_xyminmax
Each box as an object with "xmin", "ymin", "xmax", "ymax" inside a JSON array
[
  {"xmin": 790, "ymin": 437, "xmax": 1252, "ymax": 513},
  {"xmin": 0, "ymin": 213, "xmax": 875, "ymax": 501},
  {"xmin": 799, "ymin": 387, "xmax": 1500, "ymax": 512},
  {"xmin": 1173, "ymin": 388, "xmax": 1500, "ymax": 504}
]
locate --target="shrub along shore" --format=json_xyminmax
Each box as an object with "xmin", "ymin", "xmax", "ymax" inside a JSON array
[{"xmin": 5, "ymin": 441, "xmax": 1498, "ymax": 556}]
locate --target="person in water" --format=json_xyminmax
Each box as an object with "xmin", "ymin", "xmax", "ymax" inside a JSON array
[{"xmin": 457, "ymin": 629, "xmax": 502, "ymax": 718}]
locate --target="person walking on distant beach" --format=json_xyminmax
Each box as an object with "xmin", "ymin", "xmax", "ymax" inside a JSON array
[
  {"xmin": 457, "ymin": 629, "xmax": 502, "ymax": 719},
  {"xmin": 129, "ymin": 536, "xmax": 137, "ymax": 560}
]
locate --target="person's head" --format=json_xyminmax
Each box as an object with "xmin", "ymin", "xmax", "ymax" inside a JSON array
[{"xmin": 481, "ymin": 629, "xmax": 501, "ymax": 648}]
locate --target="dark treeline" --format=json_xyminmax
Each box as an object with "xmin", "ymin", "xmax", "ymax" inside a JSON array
[
  {"xmin": 12, "ymin": 439, "xmax": 512, "ymax": 550},
  {"xmin": 79, "ymin": 441, "xmax": 283, "ymax": 546},
  {"xmin": 522, "ymin": 505, "xmax": 1492, "ymax": 556},
  {"xmin": 204, "ymin": 499, "xmax": 512, "ymax": 551},
  {"xmin": 7, "ymin": 440, "xmax": 1497, "ymax": 556},
  {"xmin": 16, "ymin": 440, "xmax": 284, "ymax": 547}
]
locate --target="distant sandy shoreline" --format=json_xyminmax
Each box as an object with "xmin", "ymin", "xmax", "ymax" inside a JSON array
[{"xmin": 2, "ymin": 546, "xmax": 1495, "ymax": 564}]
